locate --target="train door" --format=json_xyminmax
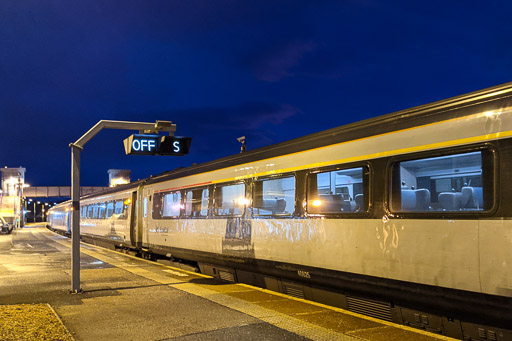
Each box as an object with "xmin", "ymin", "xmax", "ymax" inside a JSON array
[
  {"xmin": 141, "ymin": 187, "xmax": 152, "ymax": 242},
  {"xmin": 66, "ymin": 209, "xmax": 71, "ymax": 234},
  {"xmin": 129, "ymin": 191, "xmax": 140, "ymax": 247}
]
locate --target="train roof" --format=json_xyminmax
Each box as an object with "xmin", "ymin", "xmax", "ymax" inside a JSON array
[{"xmin": 83, "ymin": 81, "xmax": 512, "ymax": 198}]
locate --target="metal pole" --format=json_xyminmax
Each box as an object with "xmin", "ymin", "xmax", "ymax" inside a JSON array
[
  {"xmin": 68, "ymin": 120, "xmax": 175, "ymax": 294},
  {"xmin": 71, "ymin": 144, "xmax": 82, "ymax": 293}
]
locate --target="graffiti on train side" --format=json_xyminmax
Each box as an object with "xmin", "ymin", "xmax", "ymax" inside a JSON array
[
  {"xmin": 376, "ymin": 215, "xmax": 402, "ymax": 255},
  {"xmin": 222, "ymin": 217, "xmax": 255, "ymax": 257}
]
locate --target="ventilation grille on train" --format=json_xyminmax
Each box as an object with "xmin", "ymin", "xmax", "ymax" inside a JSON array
[
  {"xmin": 218, "ymin": 270, "xmax": 235, "ymax": 282},
  {"xmin": 346, "ymin": 296, "xmax": 393, "ymax": 322},
  {"xmin": 283, "ymin": 284, "xmax": 305, "ymax": 299}
]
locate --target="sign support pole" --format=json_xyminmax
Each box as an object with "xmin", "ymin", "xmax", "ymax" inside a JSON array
[
  {"xmin": 69, "ymin": 120, "xmax": 176, "ymax": 294},
  {"xmin": 70, "ymin": 143, "xmax": 82, "ymax": 293}
]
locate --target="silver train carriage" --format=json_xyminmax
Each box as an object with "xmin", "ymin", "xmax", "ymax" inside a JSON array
[{"xmin": 48, "ymin": 83, "xmax": 512, "ymax": 339}]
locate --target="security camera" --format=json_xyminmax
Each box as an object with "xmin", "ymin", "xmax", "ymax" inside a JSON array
[{"xmin": 237, "ymin": 136, "xmax": 247, "ymax": 153}]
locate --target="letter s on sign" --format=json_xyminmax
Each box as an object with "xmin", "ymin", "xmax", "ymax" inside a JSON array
[{"xmin": 173, "ymin": 141, "xmax": 180, "ymax": 153}]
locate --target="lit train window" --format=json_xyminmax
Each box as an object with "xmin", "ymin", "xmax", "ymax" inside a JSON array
[
  {"xmin": 114, "ymin": 200, "xmax": 126, "ymax": 219},
  {"xmin": 92, "ymin": 204, "xmax": 99, "ymax": 219},
  {"xmin": 390, "ymin": 149, "xmax": 494, "ymax": 213},
  {"xmin": 185, "ymin": 188, "xmax": 209, "ymax": 217},
  {"xmin": 253, "ymin": 175, "xmax": 295, "ymax": 216},
  {"xmin": 214, "ymin": 183, "xmax": 246, "ymax": 216},
  {"xmin": 106, "ymin": 202, "xmax": 114, "ymax": 218},
  {"xmin": 162, "ymin": 191, "xmax": 182, "ymax": 218},
  {"xmin": 307, "ymin": 166, "xmax": 368, "ymax": 215},
  {"xmin": 87, "ymin": 205, "xmax": 94, "ymax": 218},
  {"xmin": 201, "ymin": 189, "xmax": 209, "ymax": 216},
  {"xmin": 98, "ymin": 203, "xmax": 106, "ymax": 219}
]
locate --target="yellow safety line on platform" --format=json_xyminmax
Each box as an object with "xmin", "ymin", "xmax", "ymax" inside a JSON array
[
  {"xmin": 48, "ymin": 231, "xmax": 456, "ymax": 341},
  {"xmin": 167, "ymin": 282, "xmax": 354, "ymax": 341},
  {"xmin": 236, "ymin": 284, "xmax": 457, "ymax": 340}
]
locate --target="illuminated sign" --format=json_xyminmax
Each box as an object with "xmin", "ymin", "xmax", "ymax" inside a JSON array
[
  {"xmin": 159, "ymin": 136, "xmax": 192, "ymax": 156},
  {"xmin": 123, "ymin": 134, "xmax": 191, "ymax": 156},
  {"xmin": 123, "ymin": 134, "xmax": 159, "ymax": 155}
]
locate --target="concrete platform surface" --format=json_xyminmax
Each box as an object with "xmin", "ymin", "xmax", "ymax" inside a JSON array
[{"xmin": 0, "ymin": 225, "xmax": 457, "ymax": 341}]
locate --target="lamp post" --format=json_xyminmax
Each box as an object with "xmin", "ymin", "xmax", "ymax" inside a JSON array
[
  {"xmin": 20, "ymin": 183, "xmax": 28, "ymax": 227},
  {"xmin": 37, "ymin": 201, "xmax": 41, "ymax": 222}
]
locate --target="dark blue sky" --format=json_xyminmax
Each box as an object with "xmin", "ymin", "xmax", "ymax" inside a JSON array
[{"xmin": 1, "ymin": 1, "xmax": 511, "ymax": 186}]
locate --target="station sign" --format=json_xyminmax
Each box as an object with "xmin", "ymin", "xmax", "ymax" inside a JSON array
[
  {"xmin": 123, "ymin": 134, "xmax": 192, "ymax": 156},
  {"xmin": 159, "ymin": 135, "xmax": 192, "ymax": 156}
]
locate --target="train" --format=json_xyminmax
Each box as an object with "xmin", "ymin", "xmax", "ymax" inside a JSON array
[{"xmin": 48, "ymin": 82, "xmax": 512, "ymax": 340}]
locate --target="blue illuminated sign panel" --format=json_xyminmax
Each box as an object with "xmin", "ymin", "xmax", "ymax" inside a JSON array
[
  {"xmin": 123, "ymin": 134, "xmax": 191, "ymax": 156},
  {"xmin": 123, "ymin": 134, "xmax": 159, "ymax": 155},
  {"xmin": 159, "ymin": 136, "xmax": 192, "ymax": 156}
]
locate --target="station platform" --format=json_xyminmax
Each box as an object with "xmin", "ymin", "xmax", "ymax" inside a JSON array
[{"xmin": 0, "ymin": 225, "xmax": 456, "ymax": 341}]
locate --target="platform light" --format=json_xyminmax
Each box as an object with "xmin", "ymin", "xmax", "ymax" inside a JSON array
[
  {"xmin": 111, "ymin": 177, "xmax": 130, "ymax": 187},
  {"xmin": 6, "ymin": 177, "xmax": 18, "ymax": 184},
  {"xmin": 312, "ymin": 200, "xmax": 322, "ymax": 207},
  {"xmin": 124, "ymin": 198, "xmax": 131, "ymax": 205},
  {"xmin": 484, "ymin": 110, "xmax": 501, "ymax": 118},
  {"xmin": 238, "ymin": 198, "xmax": 250, "ymax": 206},
  {"xmin": 171, "ymin": 204, "xmax": 183, "ymax": 212}
]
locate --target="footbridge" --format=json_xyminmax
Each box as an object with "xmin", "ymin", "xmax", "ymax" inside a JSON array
[{"xmin": 23, "ymin": 186, "xmax": 109, "ymax": 198}]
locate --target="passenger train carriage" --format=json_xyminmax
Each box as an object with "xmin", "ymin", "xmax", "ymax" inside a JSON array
[{"xmin": 48, "ymin": 83, "xmax": 512, "ymax": 340}]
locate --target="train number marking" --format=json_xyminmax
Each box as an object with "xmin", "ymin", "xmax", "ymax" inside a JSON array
[{"xmin": 297, "ymin": 270, "xmax": 311, "ymax": 279}]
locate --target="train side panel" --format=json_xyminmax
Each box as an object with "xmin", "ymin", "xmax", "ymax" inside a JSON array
[
  {"xmin": 80, "ymin": 190, "xmax": 134, "ymax": 246},
  {"xmin": 47, "ymin": 203, "xmax": 71, "ymax": 234}
]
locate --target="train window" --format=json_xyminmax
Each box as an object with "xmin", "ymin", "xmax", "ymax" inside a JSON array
[
  {"xmin": 143, "ymin": 197, "xmax": 148, "ymax": 218},
  {"xmin": 162, "ymin": 191, "xmax": 181, "ymax": 218},
  {"xmin": 87, "ymin": 205, "xmax": 94, "ymax": 218},
  {"xmin": 307, "ymin": 166, "xmax": 368, "ymax": 215},
  {"xmin": 185, "ymin": 188, "xmax": 209, "ymax": 217},
  {"xmin": 214, "ymin": 183, "xmax": 246, "ymax": 216},
  {"xmin": 152, "ymin": 192, "xmax": 163, "ymax": 219},
  {"xmin": 98, "ymin": 202, "xmax": 106, "ymax": 219},
  {"xmin": 123, "ymin": 198, "xmax": 131, "ymax": 218},
  {"xmin": 92, "ymin": 204, "xmax": 99, "ymax": 219},
  {"xmin": 106, "ymin": 202, "xmax": 114, "ymax": 218},
  {"xmin": 114, "ymin": 200, "xmax": 125, "ymax": 219},
  {"xmin": 81, "ymin": 206, "xmax": 87, "ymax": 218},
  {"xmin": 253, "ymin": 175, "xmax": 295, "ymax": 216},
  {"xmin": 390, "ymin": 150, "xmax": 494, "ymax": 213}
]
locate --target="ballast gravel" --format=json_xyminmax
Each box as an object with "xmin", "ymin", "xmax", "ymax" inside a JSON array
[{"xmin": 0, "ymin": 304, "xmax": 73, "ymax": 341}]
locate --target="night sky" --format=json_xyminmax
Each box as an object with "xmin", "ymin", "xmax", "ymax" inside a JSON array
[{"xmin": 1, "ymin": 1, "xmax": 511, "ymax": 187}]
